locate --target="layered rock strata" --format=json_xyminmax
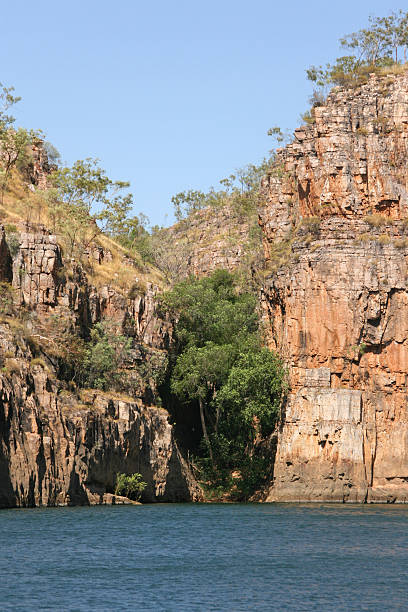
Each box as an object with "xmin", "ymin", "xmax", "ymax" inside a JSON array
[
  {"xmin": 166, "ymin": 204, "xmax": 256, "ymax": 276},
  {"xmin": 0, "ymin": 359, "xmax": 200, "ymax": 507},
  {"xmin": 0, "ymin": 225, "xmax": 200, "ymax": 507},
  {"xmin": 260, "ymin": 71, "xmax": 408, "ymax": 502}
]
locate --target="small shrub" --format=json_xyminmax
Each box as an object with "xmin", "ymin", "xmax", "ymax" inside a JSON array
[
  {"xmin": 356, "ymin": 126, "xmax": 368, "ymax": 136},
  {"xmin": 378, "ymin": 234, "xmax": 391, "ymax": 245},
  {"xmin": 309, "ymin": 90, "xmax": 326, "ymax": 107},
  {"xmin": 357, "ymin": 232, "xmax": 372, "ymax": 243},
  {"xmin": 115, "ymin": 473, "xmax": 146, "ymax": 501},
  {"xmin": 301, "ymin": 216, "xmax": 321, "ymax": 236},
  {"xmin": 300, "ymin": 110, "xmax": 315, "ymax": 125},
  {"xmin": 127, "ymin": 280, "xmax": 147, "ymax": 300},
  {"xmin": 394, "ymin": 238, "xmax": 408, "ymax": 249},
  {"xmin": 0, "ymin": 283, "xmax": 15, "ymax": 316},
  {"xmin": 4, "ymin": 229, "xmax": 20, "ymax": 258},
  {"xmin": 25, "ymin": 334, "xmax": 41, "ymax": 356},
  {"xmin": 4, "ymin": 358, "xmax": 20, "ymax": 376},
  {"xmin": 80, "ymin": 321, "xmax": 132, "ymax": 391},
  {"xmin": 30, "ymin": 357, "xmax": 48, "ymax": 369},
  {"xmin": 364, "ymin": 214, "xmax": 388, "ymax": 228}
]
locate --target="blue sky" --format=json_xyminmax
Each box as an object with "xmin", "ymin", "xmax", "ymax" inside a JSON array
[{"xmin": 0, "ymin": 0, "xmax": 404, "ymax": 225}]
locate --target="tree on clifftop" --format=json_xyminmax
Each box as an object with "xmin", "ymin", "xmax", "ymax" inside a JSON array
[{"xmin": 306, "ymin": 11, "xmax": 408, "ymax": 92}]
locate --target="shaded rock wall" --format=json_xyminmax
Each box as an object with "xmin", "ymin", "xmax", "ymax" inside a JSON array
[
  {"xmin": 0, "ymin": 359, "xmax": 200, "ymax": 507},
  {"xmin": 260, "ymin": 72, "xmax": 408, "ymax": 502},
  {"xmin": 0, "ymin": 225, "xmax": 200, "ymax": 507}
]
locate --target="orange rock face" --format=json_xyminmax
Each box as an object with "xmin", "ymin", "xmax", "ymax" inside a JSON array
[{"xmin": 260, "ymin": 72, "xmax": 408, "ymax": 502}]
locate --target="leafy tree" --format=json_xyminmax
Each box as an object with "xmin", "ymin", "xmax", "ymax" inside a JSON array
[
  {"xmin": 171, "ymin": 342, "xmax": 235, "ymax": 465},
  {"xmin": 49, "ymin": 159, "xmax": 136, "ymax": 257},
  {"xmin": 80, "ymin": 321, "xmax": 132, "ymax": 390},
  {"xmin": 149, "ymin": 226, "xmax": 192, "ymax": 281},
  {"xmin": 216, "ymin": 349, "xmax": 286, "ymax": 442},
  {"xmin": 43, "ymin": 141, "xmax": 61, "ymax": 166},
  {"xmin": 0, "ymin": 83, "xmax": 41, "ymax": 206},
  {"xmin": 0, "ymin": 82, "xmax": 21, "ymax": 131},
  {"xmin": 50, "ymin": 158, "xmax": 121, "ymax": 213},
  {"xmin": 163, "ymin": 269, "xmax": 258, "ymax": 349},
  {"xmin": 170, "ymin": 158, "xmax": 273, "ymax": 222},
  {"xmin": 0, "ymin": 127, "xmax": 34, "ymax": 205},
  {"xmin": 0, "ymin": 282, "xmax": 15, "ymax": 316}
]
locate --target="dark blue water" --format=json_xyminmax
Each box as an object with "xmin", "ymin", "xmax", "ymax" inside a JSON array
[{"xmin": 1, "ymin": 503, "xmax": 407, "ymax": 611}]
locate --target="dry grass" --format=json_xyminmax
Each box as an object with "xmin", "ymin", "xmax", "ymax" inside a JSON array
[
  {"xmin": 356, "ymin": 232, "xmax": 372, "ymax": 243},
  {"xmin": 364, "ymin": 214, "xmax": 389, "ymax": 228},
  {"xmin": 378, "ymin": 63, "xmax": 408, "ymax": 78},
  {"xmin": 394, "ymin": 238, "xmax": 408, "ymax": 249},
  {"xmin": 0, "ymin": 171, "xmax": 165, "ymax": 293},
  {"xmin": 378, "ymin": 234, "xmax": 391, "ymax": 245}
]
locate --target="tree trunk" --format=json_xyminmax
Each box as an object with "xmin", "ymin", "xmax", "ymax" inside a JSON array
[{"xmin": 199, "ymin": 397, "xmax": 214, "ymax": 467}]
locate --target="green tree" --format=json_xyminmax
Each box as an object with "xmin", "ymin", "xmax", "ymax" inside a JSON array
[
  {"xmin": 49, "ymin": 159, "xmax": 136, "ymax": 256},
  {"xmin": 171, "ymin": 342, "xmax": 235, "ymax": 465},
  {"xmin": 0, "ymin": 82, "xmax": 21, "ymax": 131},
  {"xmin": 216, "ymin": 349, "xmax": 286, "ymax": 443}
]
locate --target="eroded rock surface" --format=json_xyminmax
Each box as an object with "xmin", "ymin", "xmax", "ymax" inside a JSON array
[
  {"xmin": 260, "ymin": 72, "xmax": 408, "ymax": 502},
  {"xmin": 0, "ymin": 225, "xmax": 200, "ymax": 507},
  {"xmin": 0, "ymin": 359, "xmax": 200, "ymax": 507}
]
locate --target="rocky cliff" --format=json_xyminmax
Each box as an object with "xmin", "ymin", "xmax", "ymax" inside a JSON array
[
  {"xmin": 260, "ymin": 70, "xmax": 408, "ymax": 502},
  {"xmin": 0, "ymin": 224, "xmax": 201, "ymax": 507}
]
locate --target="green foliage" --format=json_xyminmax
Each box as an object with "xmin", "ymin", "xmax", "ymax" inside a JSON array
[
  {"xmin": 0, "ymin": 282, "xmax": 15, "ymax": 316},
  {"xmin": 306, "ymin": 11, "xmax": 408, "ymax": 95},
  {"xmin": 43, "ymin": 141, "xmax": 61, "ymax": 166},
  {"xmin": 50, "ymin": 158, "xmax": 124, "ymax": 214},
  {"xmin": 80, "ymin": 321, "xmax": 132, "ymax": 390},
  {"xmin": 216, "ymin": 349, "xmax": 286, "ymax": 439},
  {"xmin": 0, "ymin": 82, "xmax": 21, "ymax": 131},
  {"xmin": 163, "ymin": 269, "xmax": 258, "ymax": 349},
  {"xmin": 163, "ymin": 270, "xmax": 286, "ymax": 499},
  {"xmin": 0, "ymin": 127, "xmax": 39, "ymax": 205},
  {"xmin": 115, "ymin": 473, "xmax": 146, "ymax": 501},
  {"xmin": 4, "ymin": 228, "xmax": 19, "ymax": 258},
  {"xmin": 171, "ymin": 158, "xmax": 273, "ymax": 222},
  {"xmin": 49, "ymin": 158, "xmax": 154, "ymax": 263},
  {"xmin": 0, "ymin": 82, "xmax": 43, "ymax": 205},
  {"xmin": 300, "ymin": 110, "xmax": 315, "ymax": 125}
]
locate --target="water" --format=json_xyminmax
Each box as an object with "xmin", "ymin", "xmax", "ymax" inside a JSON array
[{"xmin": 0, "ymin": 504, "xmax": 407, "ymax": 611}]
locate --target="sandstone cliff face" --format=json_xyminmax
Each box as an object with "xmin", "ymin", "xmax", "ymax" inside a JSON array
[
  {"xmin": 0, "ymin": 357, "xmax": 200, "ymax": 507},
  {"xmin": 166, "ymin": 204, "xmax": 257, "ymax": 277},
  {"xmin": 260, "ymin": 71, "xmax": 408, "ymax": 502},
  {"xmin": 0, "ymin": 225, "xmax": 201, "ymax": 507}
]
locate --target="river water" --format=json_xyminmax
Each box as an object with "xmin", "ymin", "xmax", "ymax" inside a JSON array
[{"xmin": 0, "ymin": 503, "xmax": 407, "ymax": 611}]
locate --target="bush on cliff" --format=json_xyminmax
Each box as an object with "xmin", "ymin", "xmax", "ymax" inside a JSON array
[
  {"xmin": 115, "ymin": 473, "xmax": 146, "ymax": 501},
  {"xmin": 80, "ymin": 322, "xmax": 132, "ymax": 391}
]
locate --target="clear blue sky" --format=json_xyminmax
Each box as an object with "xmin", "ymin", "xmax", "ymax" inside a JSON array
[{"xmin": 0, "ymin": 0, "xmax": 404, "ymax": 225}]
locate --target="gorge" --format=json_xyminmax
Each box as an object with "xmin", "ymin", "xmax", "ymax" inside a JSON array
[{"xmin": 2, "ymin": 68, "xmax": 408, "ymax": 506}]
